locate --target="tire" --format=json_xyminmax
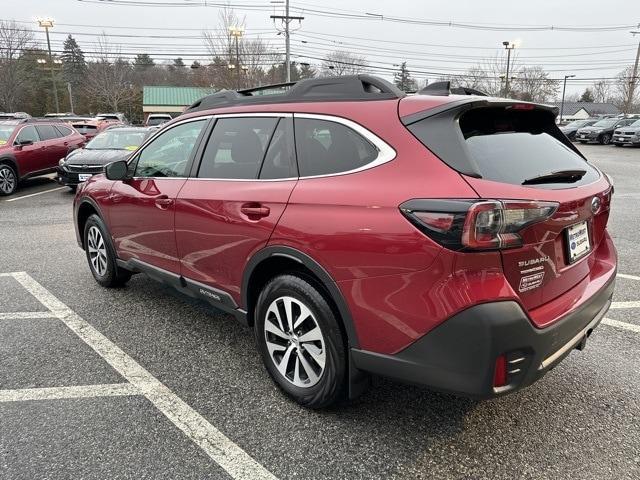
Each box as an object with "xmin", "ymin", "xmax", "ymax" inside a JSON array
[
  {"xmin": 599, "ymin": 134, "xmax": 612, "ymax": 145},
  {"xmin": 0, "ymin": 163, "xmax": 18, "ymax": 196},
  {"xmin": 68, "ymin": 185, "xmax": 77, "ymax": 193},
  {"xmin": 83, "ymin": 214, "xmax": 131, "ymax": 288},
  {"xmin": 254, "ymin": 274, "xmax": 346, "ymax": 408}
]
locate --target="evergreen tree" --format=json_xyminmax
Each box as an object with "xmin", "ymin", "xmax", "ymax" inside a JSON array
[
  {"xmin": 173, "ymin": 57, "xmax": 185, "ymax": 68},
  {"xmin": 133, "ymin": 53, "xmax": 155, "ymax": 71},
  {"xmin": 61, "ymin": 35, "xmax": 86, "ymax": 111},
  {"xmin": 394, "ymin": 62, "xmax": 417, "ymax": 92},
  {"xmin": 580, "ymin": 88, "xmax": 595, "ymax": 102}
]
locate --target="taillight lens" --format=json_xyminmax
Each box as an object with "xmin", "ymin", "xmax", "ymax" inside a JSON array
[{"xmin": 400, "ymin": 199, "xmax": 558, "ymax": 251}]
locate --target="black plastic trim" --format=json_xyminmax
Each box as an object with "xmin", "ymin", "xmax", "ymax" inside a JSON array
[
  {"xmin": 184, "ymin": 75, "xmax": 405, "ymax": 113},
  {"xmin": 242, "ymin": 245, "xmax": 360, "ymax": 348},
  {"xmin": 116, "ymin": 257, "xmax": 247, "ymax": 324},
  {"xmin": 0, "ymin": 154, "xmax": 19, "ymax": 178},
  {"xmin": 74, "ymin": 197, "xmax": 109, "ymax": 249},
  {"xmin": 351, "ymin": 274, "xmax": 615, "ymax": 398}
]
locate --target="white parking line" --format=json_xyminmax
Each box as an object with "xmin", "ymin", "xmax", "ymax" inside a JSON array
[
  {"xmin": 0, "ymin": 383, "xmax": 139, "ymax": 403},
  {"xmin": 7, "ymin": 271, "xmax": 278, "ymax": 480},
  {"xmin": 610, "ymin": 301, "xmax": 640, "ymax": 309},
  {"xmin": 602, "ymin": 317, "xmax": 640, "ymax": 334},
  {"xmin": 4, "ymin": 186, "xmax": 66, "ymax": 202},
  {"xmin": 618, "ymin": 273, "xmax": 640, "ymax": 281},
  {"xmin": 0, "ymin": 311, "xmax": 58, "ymax": 320}
]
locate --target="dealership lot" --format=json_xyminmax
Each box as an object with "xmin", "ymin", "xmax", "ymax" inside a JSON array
[{"xmin": 1, "ymin": 144, "xmax": 639, "ymax": 479}]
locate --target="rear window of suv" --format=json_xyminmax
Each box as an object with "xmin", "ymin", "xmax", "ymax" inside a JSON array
[{"xmin": 408, "ymin": 105, "xmax": 600, "ymax": 188}]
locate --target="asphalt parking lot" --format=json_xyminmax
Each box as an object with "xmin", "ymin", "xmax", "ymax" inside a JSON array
[{"xmin": 1, "ymin": 144, "xmax": 639, "ymax": 480}]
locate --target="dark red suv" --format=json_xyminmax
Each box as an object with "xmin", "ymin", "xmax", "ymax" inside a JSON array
[
  {"xmin": 73, "ymin": 75, "xmax": 616, "ymax": 408},
  {"xmin": 0, "ymin": 119, "xmax": 85, "ymax": 195}
]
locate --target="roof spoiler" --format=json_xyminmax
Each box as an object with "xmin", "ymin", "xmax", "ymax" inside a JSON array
[{"xmin": 419, "ymin": 81, "xmax": 489, "ymax": 97}]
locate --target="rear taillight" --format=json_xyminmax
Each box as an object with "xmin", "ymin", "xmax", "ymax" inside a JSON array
[{"xmin": 400, "ymin": 199, "xmax": 558, "ymax": 251}]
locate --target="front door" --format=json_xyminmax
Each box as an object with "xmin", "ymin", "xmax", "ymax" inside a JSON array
[
  {"xmin": 13, "ymin": 126, "xmax": 43, "ymax": 176},
  {"xmin": 108, "ymin": 118, "xmax": 208, "ymax": 274},
  {"xmin": 175, "ymin": 115, "xmax": 297, "ymax": 302}
]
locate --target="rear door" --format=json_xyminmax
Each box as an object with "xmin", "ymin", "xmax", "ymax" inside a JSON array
[
  {"xmin": 454, "ymin": 106, "xmax": 611, "ymax": 316},
  {"xmin": 35, "ymin": 124, "xmax": 66, "ymax": 170},
  {"xmin": 175, "ymin": 114, "xmax": 297, "ymax": 300},
  {"xmin": 405, "ymin": 102, "xmax": 612, "ymax": 320}
]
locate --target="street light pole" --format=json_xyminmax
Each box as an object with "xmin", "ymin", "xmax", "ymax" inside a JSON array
[
  {"xmin": 502, "ymin": 41, "xmax": 515, "ymax": 97},
  {"xmin": 229, "ymin": 26, "xmax": 244, "ymax": 90},
  {"xmin": 67, "ymin": 83, "xmax": 74, "ymax": 114},
  {"xmin": 39, "ymin": 19, "xmax": 59, "ymax": 113},
  {"xmin": 626, "ymin": 31, "xmax": 640, "ymax": 114},
  {"xmin": 560, "ymin": 74, "xmax": 576, "ymax": 124}
]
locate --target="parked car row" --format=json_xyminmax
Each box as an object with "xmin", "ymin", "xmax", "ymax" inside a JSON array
[
  {"xmin": 562, "ymin": 117, "xmax": 640, "ymax": 146},
  {"xmin": 0, "ymin": 115, "xmax": 155, "ymax": 196}
]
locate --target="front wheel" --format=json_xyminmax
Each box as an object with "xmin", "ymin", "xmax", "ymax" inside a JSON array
[
  {"xmin": 0, "ymin": 163, "xmax": 18, "ymax": 196},
  {"xmin": 254, "ymin": 274, "xmax": 346, "ymax": 408},
  {"xmin": 84, "ymin": 214, "xmax": 131, "ymax": 287},
  {"xmin": 599, "ymin": 134, "xmax": 612, "ymax": 145}
]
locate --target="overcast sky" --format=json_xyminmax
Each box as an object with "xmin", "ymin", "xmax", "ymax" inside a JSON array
[{"xmin": 4, "ymin": 0, "xmax": 640, "ymax": 95}]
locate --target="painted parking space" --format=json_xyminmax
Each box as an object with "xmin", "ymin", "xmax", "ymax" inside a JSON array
[{"xmin": 0, "ymin": 271, "xmax": 277, "ymax": 480}]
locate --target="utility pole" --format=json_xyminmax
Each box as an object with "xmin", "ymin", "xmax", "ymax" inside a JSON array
[
  {"xmin": 271, "ymin": 1, "xmax": 304, "ymax": 83},
  {"xmin": 502, "ymin": 41, "xmax": 515, "ymax": 97},
  {"xmin": 229, "ymin": 26, "xmax": 244, "ymax": 90},
  {"xmin": 38, "ymin": 19, "xmax": 59, "ymax": 113},
  {"xmin": 560, "ymin": 75, "xmax": 576, "ymax": 124},
  {"xmin": 67, "ymin": 83, "xmax": 74, "ymax": 113},
  {"xmin": 626, "ymin": 30, "xmax": 640, "ymax": 114}
]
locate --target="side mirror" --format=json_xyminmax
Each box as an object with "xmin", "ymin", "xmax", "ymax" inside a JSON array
[
  {"xmin": 15, "ymin": 139, "xmax": 33, "ymax": 148},
  {"xmin": 105, "ymin": 160, "xmax": 129, "ymax": 181}
]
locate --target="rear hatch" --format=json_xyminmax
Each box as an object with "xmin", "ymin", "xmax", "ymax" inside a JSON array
[{"xmin": 403, "ymin": 99, "xmax": 612, "ymax": 322}]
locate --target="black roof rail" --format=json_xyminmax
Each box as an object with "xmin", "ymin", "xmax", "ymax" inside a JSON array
[
  {"xmin": 184, "ymin": 74, "xmax": 405, "ymax": 113},
  {"xmin": 419, "ymin": 81, "xmax": 488, "ymax": 97}
]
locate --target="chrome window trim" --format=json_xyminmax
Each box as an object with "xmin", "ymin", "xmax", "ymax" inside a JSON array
[{"xmin": 183, "ymin": 112, "xmax": 395, "ymax": 182}]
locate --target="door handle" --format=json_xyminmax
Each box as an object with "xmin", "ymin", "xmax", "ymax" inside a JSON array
[
  {"xmin": 240, "ymin": 204, "xmax": 270, "ymax": 218},
  {"xmin": 154, "ymin": 195, "xmax": 174, "ymax": 209}
]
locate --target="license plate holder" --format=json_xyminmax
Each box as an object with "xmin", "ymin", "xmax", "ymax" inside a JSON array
[
  {"xmin": 78, "ymin": 173, "xmax": 92, "ymax": 182},
  {"xmin": 565, "ymin": 221, "xmax": 591, "ymax": 264}
]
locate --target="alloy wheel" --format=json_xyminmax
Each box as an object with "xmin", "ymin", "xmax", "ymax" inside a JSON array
[
  {"xmin": 87, "ymin": 225, "xmax": 108, "ymax": 277},
  {"xmin": 263, "ymin": 296, "xmax": 326, "ymax": 388},
  {"xmin": 0, "ymin": 166, "xmax": 16, "ymax": 195}
]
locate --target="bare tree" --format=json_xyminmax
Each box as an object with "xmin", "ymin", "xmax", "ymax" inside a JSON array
[
  {"xmin": 612, "ymin": 66, "xmax": 639, "ymax": 112},
  {"xmin": 83, "ymin": 36, "xmax": 136, "ymax": 111},
  {"xmin": 0, "ymin": 21, "xmax": 34, "ymax": 111},
  {"xmin": 321, "ymin": 50, "xmax": 368, "ymax": 77},
  {"xmin": 512, "ymin": 66, "xmax": 559, "ymax": 102},
  {"xmin": 592, "ymin": 79, "xmax": 612, "ymax": 103},
  {"xmin": 203, "ymin": 7, "xmax": 278, "ymax": 89}
]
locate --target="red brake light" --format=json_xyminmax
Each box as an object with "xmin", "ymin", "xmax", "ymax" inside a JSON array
[
  {"xmin": 400, "ymin": 199, "xmax": 558, "ymax": 251},
  {"xmin": 510, "ymin": 103, "xmax": 535, "ymax": 110}
]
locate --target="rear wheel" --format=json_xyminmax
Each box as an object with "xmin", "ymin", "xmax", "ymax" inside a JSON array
[
  {"xmin": 0, "ymin": 163, "xmax": 17, "ymax": 196},
  {"xmin": 84, "ymin": 214, "xmax": 131, "ymax": 287},
  {"xmin": 254, "ymin": 274, "xmax": 346, "ymax": 408},
  {"xmin": 599, "ymin": 133, "xmax": 612, "ymax": 145}
]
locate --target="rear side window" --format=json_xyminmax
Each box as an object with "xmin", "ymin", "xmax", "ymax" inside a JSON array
[
  {"xmin": 16, "ymin": 126, "xmax": 40, "ymax": 144},
  {"xmin": 294, "ymin": 118, "xmax": 378, "ymax": 177},
  {"xmin": 259, "ymin": 118, "xmax": 296, "ymax": 179},
  {"xmin": 73, "ymin": 124, "xmax": 97, "ymax": 134},
  {"xmin": 408, "ymin": 106, "xmax": 599, "ymax": 188},
  {"xmin": 35, "ymin": 125, "xmax": 61, "ymax": 140},
  {"xmin": 198, "ymin": 117, "xmax": 278, "ymax": 179},
  {"xmin": 55, "ymin": 125, "xmax": 73, "ymax": 137}
]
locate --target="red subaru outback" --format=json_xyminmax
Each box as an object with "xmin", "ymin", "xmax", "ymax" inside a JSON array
[
  {"xmin": 0, "ymin": 119, "xmax": 85, "ymax": 196},
  {"xmin": 73, "ymin": 76, "xmax": 616, "ymax": 408}
]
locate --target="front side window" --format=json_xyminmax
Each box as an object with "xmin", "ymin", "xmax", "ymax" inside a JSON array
[
  {"xmin": 135, "ymin": 120, "xmax": 206, "ymax": 178},
  {"xmin": 294, "ymin": 118, "xmax": 378, "ymax": 177},
  {"xmin": 16, "ymin": 126, "xmax": 40, "ymax": 144},
  {"xmin": 198, "ymin": 117, "xmax": 278, "ymax": 179}
]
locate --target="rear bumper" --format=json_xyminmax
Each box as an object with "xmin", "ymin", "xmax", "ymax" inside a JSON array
[{"xmin": 351, "ymin": 273, "xmax": 615, "ymax": 398}]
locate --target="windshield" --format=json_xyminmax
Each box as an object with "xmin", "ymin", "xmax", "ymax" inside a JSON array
[
  {"xmin": 592, "ymin": 119, "xmax": 616, "ymax": 128},
  {"xmin": 86, "ymin": 130, "xmax": 146, "ymax": 150},
  {"xmin": 0, "ymin": 125, "xmax": 16, "ymax": 144},
  {"xmin": 147, "ymin": 117, "xmax": 170, "ymax": 126},
  {"xmin": 630, "ymin": 119, "xmax": 640, "ymax": 127}
]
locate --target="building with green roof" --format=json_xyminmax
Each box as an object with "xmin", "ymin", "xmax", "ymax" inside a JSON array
[{"xmin": 142, "ymin": 86, "xmax": 216, "ymax": 121}]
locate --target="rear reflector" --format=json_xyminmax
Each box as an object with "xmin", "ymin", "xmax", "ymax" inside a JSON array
[{"xmin": 493, "ymin": 354, "xmax": 508, "ymax": 387}]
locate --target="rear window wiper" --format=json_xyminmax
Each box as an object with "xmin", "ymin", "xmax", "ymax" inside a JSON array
[{"xmin": 522, "ymin": 169, "xmax": 587, "ymax": 185}]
